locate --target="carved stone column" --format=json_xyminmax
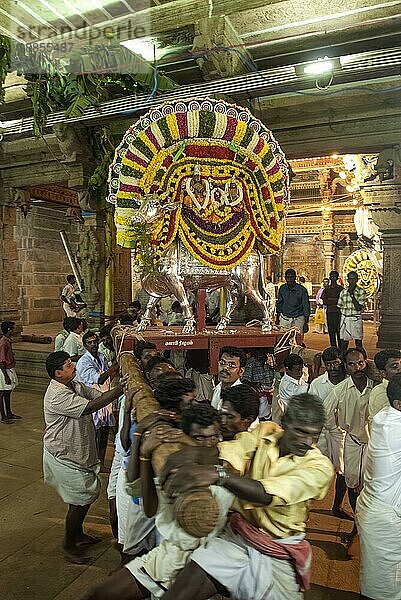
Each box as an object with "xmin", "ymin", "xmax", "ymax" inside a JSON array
[
  {"xmin": 361, "ymin": 181, "xmax": 401, "ymax": 348},
  {"xmin": 0, "ymin": 191, "xmax": 22, "ymax": 330},
  {"xmin": 320, "ymin": 207, "xmax": 336, "ymax": 275},
  {"xmin": 76, "ymin": 191, "xmax": 106, "ymax": 324}
]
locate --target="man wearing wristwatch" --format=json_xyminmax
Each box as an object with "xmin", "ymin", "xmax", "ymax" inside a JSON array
[{"xmin": 160, "ymin": 393, "xmax": 334, "ymax": 600}]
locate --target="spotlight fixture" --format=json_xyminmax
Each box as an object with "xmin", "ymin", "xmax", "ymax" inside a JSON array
[
  {"xmin": 296, "ymin": 56, "xmax": 341, "ymax": 78},
  {"xmin": 352, "ymin": 199, "xmax": 359, "ymax": 205},
  {"xmin": 303, "ymin": 58, "xmax": 333, "ymax": 75},
  {"xmin": 346, "ymin": 185, "xmax": 355, "ymax": 193},
  {"xmin": 339, "ymin": 171, "xmax": 347, "ymax": 179}
]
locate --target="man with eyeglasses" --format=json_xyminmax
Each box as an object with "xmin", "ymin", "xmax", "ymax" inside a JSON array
[
  {"xmin": 211, "ymin": 346, "xmax": 246, "ymax": 411},
  {"xmin": 42, "ymin": 351, "xmax": 127, "ymax": 564}
]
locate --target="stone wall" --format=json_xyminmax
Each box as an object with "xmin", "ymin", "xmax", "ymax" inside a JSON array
[
  {"xmin": 0, "ymin": 205, "xmax": 20, "ymax": 325},
  {"xmin": 15, "ymin": 203, "xmax": 82, "ymax": 325}
]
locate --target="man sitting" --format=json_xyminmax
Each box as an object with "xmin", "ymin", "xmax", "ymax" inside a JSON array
[{"xmin": 159, "ymin": 393, "xmax": 333, "ymax": 600}]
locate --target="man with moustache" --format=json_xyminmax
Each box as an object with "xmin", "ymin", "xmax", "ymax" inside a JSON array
[
  {"xmin": 324, "ymin": 348, "xmax": 374, "ymax": 541},
  {"xmin": 309, "ymin": 347, "xmax": 348, "ymax": 517},
  {"xmin": 43, "ymin": 351, "xmax": 127, "ymax": 563},
  {"xmin": 211, "ymin": 347, "xmax": 246, "ymax": 411},
  {"xmin": 159, "ymin": 393, "xmax": 333, "ymax": 600}
]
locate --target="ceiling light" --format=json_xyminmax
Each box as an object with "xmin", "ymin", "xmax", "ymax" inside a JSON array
[
  {"xmin": 339, "ymin": 171, "xmax": 347, "ymax": 179},
  {"xmin": 346, "ymin": 185, "xmax": 355, "ymax": 193},
  {"xmin": 330, "ymin": 153, "xmax": 339, "ymax": 159},
  {"xmin": 352, "ymin": 199, "xmax": 359, "ymax": 205},
  {"xmin": 120, "ymin": 39, "xmax": 159, "ymax": 62},
  {"xmin": 303, "ymin": 58, "xmax": 334, "ymax": 75}
]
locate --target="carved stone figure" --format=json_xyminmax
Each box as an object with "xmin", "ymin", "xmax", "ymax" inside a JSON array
[{"xmin": 374, "ymin": 145, "xmax": 401, "ymax": 182}]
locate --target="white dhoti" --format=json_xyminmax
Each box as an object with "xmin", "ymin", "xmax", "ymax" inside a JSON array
[
  {"xmin": 0, "ymin": 367, "xmax": 18, "ymax": 391},
  {"xmin": 318, "ymin": 427, "xmax": 345, "ymax": 474},
  {"xmin": 343, "ymin": 433, "xmax": 367, "ymax": 489},
  {"xmin": 279, "ymin": 315, "xmax": 305, "ymax": 332},
  {"xmin": 125, "ymin": 485, "xmax": 234, "ymax": 598},
  {"xmin": 356, "ymin": 493, "xmax": 401, "ymax": 599},
  {"xmin": 340, "ymin": 315, "xmax": 363, "ymax": 341},
  {"xmin": 107, "ymin": 449, "xmax": 123, "ymax": 499},
  {"xmin": 63, "ymin": 302, "xmax": 77, "ymax": 317},
  {"xmin": 116, "ymin": 467, "xmax": 155, "ymax": 553},
  {"xmin": 191, "ymin": 528, "xmax": 303, "ymax": 600},
  {"xmin": 43, "ymin": 448, "xmax": 100, "ymax": 506}
]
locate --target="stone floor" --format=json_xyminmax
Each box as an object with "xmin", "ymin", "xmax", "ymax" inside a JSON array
[{"xmin": 1, "ymin": 390, "xmax": 362, "ymax": 600}]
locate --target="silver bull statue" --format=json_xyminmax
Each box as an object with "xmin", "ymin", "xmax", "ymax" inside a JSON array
[{"xmin": 133, "ymin": 199, "xmax": 272, "ymax": 334}]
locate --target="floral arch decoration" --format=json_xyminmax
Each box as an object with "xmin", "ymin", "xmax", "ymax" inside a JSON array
[{"xmin": 108, "ymin": 98, "xmax": 290, "ymax": 269}]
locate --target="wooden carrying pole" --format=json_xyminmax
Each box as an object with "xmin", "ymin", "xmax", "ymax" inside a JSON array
[{"xmin": 113, "ymin": 327, "xmax": 220, "ymax": 537}]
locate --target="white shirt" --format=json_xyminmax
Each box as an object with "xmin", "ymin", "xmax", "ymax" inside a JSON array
[
  {"xmin": 310, "ymin": 372, "xmax": 347, "ymax": 469},
  {"xmin": 362, "ymin": 406, "xmax": 401, "ymax": 508},
  {"xmin": 62, "ymin": 331, "xmax": 85, "ymax": 357},
  {"xmin": 211, "ymin": 378, "xmax": 241, "ymax": 410},
  {"xmin": 309, "ymin": 372, "xmax": 336, "ymax": 402},
  {"xmin": 278, "ymin": 373, "xmax": 308, "ymax": 408}
]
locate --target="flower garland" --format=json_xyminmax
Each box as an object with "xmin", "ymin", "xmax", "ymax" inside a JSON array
[{"xmin": 109, "ymin": 98, "xmax": 290, "ymax": 268}]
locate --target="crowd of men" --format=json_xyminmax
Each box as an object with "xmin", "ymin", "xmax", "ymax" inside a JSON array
[
  {"xmin": 2, "ymin": 266, "xmax": 398, "ymax": 598},
  {"xmin": 38, "ymin": 302, "xmax": 401, "ymax": 599}
]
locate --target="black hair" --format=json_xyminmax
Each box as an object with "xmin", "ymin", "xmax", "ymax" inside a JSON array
[
  {"xmin": 282, "ymin": 393, "xmax": 326, "ymax": 428},
  {"xmin": 387, "ymin": 374, "xmax": 401, "ymax": 407},
  {"xmin": 99, "ymin": 323, "xmax": 114, "ymax": 338},
  {"xmin": 221, "ymin": 384, "xmax": 259, "ymax": 421},
  {"xmin": 82, "ymin": 330, "xmax": 98, "ymax": 345},
  {"xmin": 134, "ymin": 341, "xmax": 157, "ymax": 361},
  {"xmin": 66, "ymin": 274, "xmax": 76, "ymax": 283},
  {"xmin": 46, "ymin": 351, "xmax": 70, "ymax": 379},
  {"xmin": 322, "ymin": 346, "xmax": 343, "ymax": 363},
  {"xmin": 62, "ymin": 316, "xmax": 76, "ymax": 332},
  {"xmin": 171, "ymin": 301, "xmax": 183, "ymax": 312},
  {"xmin": 69, "ymin": 317, "xmax": 82, "ymax": 332},
  {"xmin": 283, "ymin": 353, "xmax": 304, "ymax": 369},
  {"xmin": 329, "ymin": 270, "xmax": 339, "ymax": 279},
  {"xmin": 1, "ymin": 321, "xmax": 15, "ymax": 335},
  {"xmin": 344, "ymin": 347, "xmax": 367, "ymax": 361},
  {"xmin": 299, "ymin": 276, "xmax": 306, "ymax": 283},
  {"xmin": 154, "ymin": 378, "xmax": 195, "ymax": 411},
  {"xmin": 219, "ymin": 346, "xmax": 247, "ymax": 368},
  {"xmin": 145, "ymin": 354, "xmax": 175, "ymax": 374},
  {"xmin": 285, "ymin": 268, "xmax": 296, "ymax": 277},
  {"xmin": 374, "ymin": 349, "xmax": 401, "ymax": 372},
  {"xmin": 180, "ymin": 403, "xmax": 220, "ymax": 435}
]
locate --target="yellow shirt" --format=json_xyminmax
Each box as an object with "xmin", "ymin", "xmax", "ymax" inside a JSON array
[
  {"xmin": 218, "ymin": 422, "xmax": 334, "ymax": 539},
  {"xmin": 368, "ymin": 380, "xmax": 389, "ymax": 424}
]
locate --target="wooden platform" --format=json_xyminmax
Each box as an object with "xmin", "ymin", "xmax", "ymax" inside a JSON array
[{"xmin": 121, "ymin": 326, "xmax": 299, "ymax": 374}]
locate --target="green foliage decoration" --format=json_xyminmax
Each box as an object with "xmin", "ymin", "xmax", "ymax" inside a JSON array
[{"xmin": 0, "ymin": 35, "xmax": 178, "ymax": 137}]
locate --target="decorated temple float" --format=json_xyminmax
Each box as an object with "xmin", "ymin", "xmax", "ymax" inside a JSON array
[{"xmin": 107, "ymin": 97, "xmax": 299, "ymax": 366}]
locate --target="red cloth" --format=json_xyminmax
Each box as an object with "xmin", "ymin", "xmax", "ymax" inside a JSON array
[
  {"xmin": 0, "ymin": 336, "xmax": 15, "ymax": 369},
  {"xmin": 229, "ymin": 511, "xmax": 312, "ymax": 591}
]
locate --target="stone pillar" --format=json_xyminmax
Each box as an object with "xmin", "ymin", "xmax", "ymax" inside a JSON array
[
  {"xmin": 0, "ymin": 202, "xmax": 21, "ymax": 328},
  {"xmin": 320, "ymin": 207, "xmax": 336, "ymax": 275},
  {"xmin": 76, "ymin": 206, "xmax": 106, "ymax": 323},
  {"xmin": 361, "ymin": 181, "xmax": 401, "ymax": 348}
]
